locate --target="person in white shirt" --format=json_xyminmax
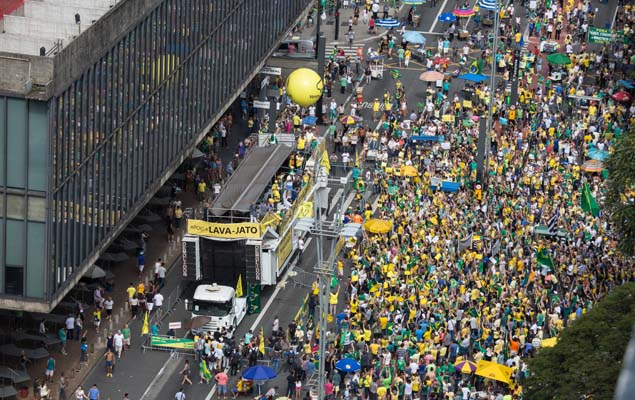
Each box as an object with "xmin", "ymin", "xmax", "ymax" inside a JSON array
[
  {"xmin": 153, "ymin": 292, "xmax": 164, "ymax": 312},
  {"xmin": 113, "ymin": 330, "xmax": 124, "ymax": 358},
  {"xmin": 157, "ymin": 263, "xmax": 167, "ymax": 288},
  {"xmin": 104, "ymin": 298, "xmax": 114, "ymax": 320},
  {"xmin": 65, "ymin": 315, "xmax": 76, "ymax": 340}
]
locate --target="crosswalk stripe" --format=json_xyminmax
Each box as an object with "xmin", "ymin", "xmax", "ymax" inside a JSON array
[{"xmin": 324, "ymin": 43, "xmax": 362, "ymax": 57}]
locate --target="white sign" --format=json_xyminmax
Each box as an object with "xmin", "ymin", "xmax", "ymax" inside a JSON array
[
  {"xmin": 253, "ymin": 100, "xmax": 271, "ymax": 109},
  {"xmin": 260, "ymin": 66, "xmax": 282, "ymax": 75},
  {"xmin": 168, "ymin": 322, "xmax": 182, "ymax": 330}
]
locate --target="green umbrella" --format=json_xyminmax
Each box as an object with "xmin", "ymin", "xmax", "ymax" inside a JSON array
[
  {"xmin": 387, "ymin": 185, "xmax": 398, "ymax": 195},
  {"xmin": 462, "ymin": 119, "xmax": 475, "ymax": 127},
  {"xmin": 546, "ymin": 53, "xmax": 571, "ymax": 65}
]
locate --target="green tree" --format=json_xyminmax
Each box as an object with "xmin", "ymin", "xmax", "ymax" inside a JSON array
[
  {"xmin": 604, "ymin": 130, "xmax": 635, "ymax": 256},
  {"xmin": 524, "ymin": 283, "xmax": 635, "ymax": 400}
]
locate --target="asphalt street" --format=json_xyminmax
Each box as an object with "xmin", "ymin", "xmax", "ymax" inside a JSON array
[{"xmin": 78, "ymin": 1, "xmax": 621, "ymax": 398}]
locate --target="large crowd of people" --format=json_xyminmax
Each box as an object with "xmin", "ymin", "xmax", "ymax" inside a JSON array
[{"xmin": 251, "ymin": 0, "xmax": 635, "ymax": 399}]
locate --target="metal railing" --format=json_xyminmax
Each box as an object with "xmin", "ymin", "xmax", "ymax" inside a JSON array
[{"xmin": 148, "ymin": 283, "xmax": 182, "ymax": 327}]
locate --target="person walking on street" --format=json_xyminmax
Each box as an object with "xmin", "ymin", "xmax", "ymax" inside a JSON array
[
  {"xmin": 88, "ymin": 384, "xmax": 100, "ymax": 400},
  {"xmin": 75, "ymin": 385, "xmax": 88, "ymax": 400},
  {"xmin": 65, "ymin": 314, "xmax": 75, "ymax": 341},
  {"xmin": 175, "ymin": 388, "xmax": 186, "ymax": 400},
  {"xmin": 45, "ymin": 356, "xmax": 55, "ymax": 382},
  {"xmin": 104, "ymin": 349, "xmax": 115, "ymax": 378},
  {"xmin": 59, "ymin": 372, "xmax": 68, "ymax": 400},
  {"xmin": 215, "ymin": 370, "xmax": 229, "ymax": 400},
  {"xmin": 180, "ymin": 360, "xmax": 192, "ymax": 385},
  {"xmin": 59, "ymin": 327, "xmax": 68, "ymax": 355}
]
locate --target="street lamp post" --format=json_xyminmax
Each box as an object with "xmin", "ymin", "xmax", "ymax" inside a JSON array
[{"xmin": 476, "ymin": 5, "xmax": 500, "ymax": 186}]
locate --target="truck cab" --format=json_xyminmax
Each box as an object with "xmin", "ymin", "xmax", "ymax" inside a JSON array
[{"xmin": 187, "ymin": 284, "xmax": 247, "ymax": 337}]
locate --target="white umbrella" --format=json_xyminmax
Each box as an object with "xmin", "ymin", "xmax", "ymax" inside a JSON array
[{"xmin": 84, "ymin": 265, "xmax": 106, "ymax": 279}]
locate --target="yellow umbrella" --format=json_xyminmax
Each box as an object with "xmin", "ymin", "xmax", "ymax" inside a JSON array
[
  {"xmin": 363, "ymin": 218, "xmax": 393, "ymax": 234},
  {"xmin": 541, "ymin": 337, "xmax": 558, "ymax": 348},
  {"xmin": 400, "ymin": 165, "xmax": 419, "ymax": 177},
  {"xmin": 475, "ymin": 360, "xmax": 513, "ymax": 384}
]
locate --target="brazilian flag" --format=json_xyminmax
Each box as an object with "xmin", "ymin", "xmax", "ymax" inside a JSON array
[
  {"xmin": 247, "ymin": 283, "xmax": 261, "ymax": 314},
  {"xmin": 536, "ymin": 248, "xmax": 554, "ymax": 269},
  {"xmin": 469, "ymin": 59, "xmax": 484, "ymax": 74},
  {"xmin": 200, "ymin": 360, "xmax": 212, "ymax": 381}
]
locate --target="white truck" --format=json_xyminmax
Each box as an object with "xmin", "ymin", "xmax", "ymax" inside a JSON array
[{"xmin": 185, "ymin": 284, "xmax": 247, "ymax": 337}]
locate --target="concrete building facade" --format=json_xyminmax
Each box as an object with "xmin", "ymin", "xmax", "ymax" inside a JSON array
[{"xmin": 0, "ymin": 0, "xmax": 310, "ymax": 311}]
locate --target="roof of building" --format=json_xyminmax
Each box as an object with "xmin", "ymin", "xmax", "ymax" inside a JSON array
[
  {"xmin": 210, "ymin": 145, "xmax": 293, "ymax": 217},
  {"xmin": 0, "ymin": 0, "xmax": 117, "ymax": 57}
]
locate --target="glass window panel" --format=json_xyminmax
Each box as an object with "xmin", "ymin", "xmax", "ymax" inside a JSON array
[
  {"xmin": 0, "ymin": 97, "xmax": 5, "ymax": 187},
  {"xmin": 5, "ymin": 266, "xmax": 23, "ymax": 296},
  {"xmin": 6, "ymin": 220, "xmax": 24, "ymax": 265},
  {"xmin": 28, "ymin": 101, "xmax": 48, "ymax": 191},
  {"xmin": 27, "ymin": 196, "xmax": 46, "ymax": 222},
  {"xmin": 26, "ymin": 222, "xmax": 45, "ymax": 298},
  {"xmin": 7, "ymin": 98, "xmax": 26, "ymax": 188},
  {"xmin": 6, "ymin": 194, "xmax": 25, "ymax": 220}
]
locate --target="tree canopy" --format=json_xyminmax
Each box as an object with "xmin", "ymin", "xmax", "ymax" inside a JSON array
[
  {"xmin": 604, "ymin": 130, "xmax": 635, "ymax": 256},
  {"xmin": 524, "ymin": 283, "xmax": 635, "ymax": 400}
]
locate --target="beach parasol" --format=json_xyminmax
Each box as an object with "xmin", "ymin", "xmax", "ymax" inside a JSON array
[
  {"xmin": 434, "ymin": 57, "xmax": 450, "ymax": 65},
  {"xmin": 302, "ymin": 116, "xmax": 318, "ymax": 125},
  {"xmin": 335, "ymin": 358, "xmax": 361, "ymax": 372},
  {"xmin": 581, "ymin": 159, "xmax": 604, "ymax": 173},
  {"xmin": 402, "ymin": 31, "xmax": 426, "ymax": 45},
  {"xmin": 458, "ymin": 73, "xmax": 488, "ymax": 83},
  {"xmin": 612, "ymin": 91, "xmax": 632, "ymax": 102},
  {"xmin": 84, "ymin": 265, "xmax": 107, "ymax": 279},
  {"xmin": 453, "ymin": 8, "xmax": 475, "ymax": 17},
  {"xmin": 438, "ymin": 12, "xmax": 456, "ymax": 23},
  {"xmin": 454, "ymin": 359, "xmax": 478, "ymax": 374},
  {"xmin": 587, "ymin": 148, "xmax": 609, "ymax": 161},
  {"xmin": 363, "ymin": 218, "xmax": 393, "ymax": 234},
  {"xmin": 475, "ymin": 360, "xmax": 513, "ymax": 384},
  {"xmin": 419, "ymin": 71, "xmax": 444, "ymax": 82},
  {"xmin": 546, "ymin": 53, "xmax": 571, "ymax": 65},
  {"xmin": 340, "ymin": 115, "xmax": 360, "ymax": 125},
  {"xmin": 242, "ymin": 365, "xmax": 277, "ymax": 381},
  {"xmin": 541, "ymin": 337, "xmax": 558, "ymax": 348},
  {"xmin": 400, "ymin": 165, "xmax": 419, "ymax": 177},
  {"xmin": 376, "ymin": 18, "xmax": 401, "ymax": 28}
]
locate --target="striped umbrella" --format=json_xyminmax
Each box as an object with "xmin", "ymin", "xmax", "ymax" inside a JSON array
[
  {"xmin": 581, "ymin": 159, "xmax": 604, "ymax": 173},
  {"xmin": 454, "ymin": 360, "xmax": 478, "ymax": 374},
  {"xmin": 340, "ymin": 115, "xmax": 360, "ymax": 125},
  {"xmin": 375, "ymin": 18, "xmax": 401, "ymax": 28},
  {"xmin": 478, "ymin": 0, "xmax": 499, "ymax": 11},
  {"xmin": 453, "ymin": 8, "xmax": 475, "ymax": 17}
]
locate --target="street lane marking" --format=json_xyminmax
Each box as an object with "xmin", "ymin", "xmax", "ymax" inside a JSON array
[{"xmin": 429, "ymin": 0, "xmax": 450, "ymax": 33}]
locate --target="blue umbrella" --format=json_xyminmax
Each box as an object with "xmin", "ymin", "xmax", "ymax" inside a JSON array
[
  {"xmin": 458, "ymin": 73, "xmax": 488, "ymax": 83},
  {"xmin": 402, "ymin": 31, "xmax": 426, "ymax": 45},
  {"xmin": 438, "ymin": 12, "xmax": 456, "ymax": 23},
  {"xmin": 376, "ymin": 18, "xmax": 401, "ymax": 28},
  {"xmin": 335, "ymin": 358, "xmax": 361, "ymax": 372},
  {"xmin": 404, "ymin": 0, "xmax": 425, "ymax": 4},
  {"xmin": 302, "ymin": 116, "xmax": 317, "ymax": 125},
  {"xmin": 242, "ymin": 365, "xmax": 277, "ymax": 381},
  {"xmin": 587, "ymin": 148, "xmax": 609, "ymax": 161},
  {"xmin": 618, "ymin": 79, "xmax": 635, "ymax": 89}
]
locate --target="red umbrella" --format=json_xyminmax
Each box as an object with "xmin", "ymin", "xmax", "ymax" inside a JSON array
[
  {"xmin": 612, "ymin": 91, "xmax": 632, "ymax": 102},
  {"xmin": 434, "ymin": 57, "xmax": 450, "ymax": 65}
]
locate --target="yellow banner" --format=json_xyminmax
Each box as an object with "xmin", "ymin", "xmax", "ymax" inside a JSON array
[
  {"xmin": 296, "ymin": 201, "xmax": 314, "ymax": 219},
  {"xmin": 276, "ymin": 230, "xmax": 294, "ymax": 271},
  {"xmin": 187, "ymin": 219, "xmax": 262, "ymax": 240}
]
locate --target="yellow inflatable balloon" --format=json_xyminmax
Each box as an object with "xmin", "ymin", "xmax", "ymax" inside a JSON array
[{"xmin": 285, "ymin": 68, "xmax": 323, "ymax": 107}]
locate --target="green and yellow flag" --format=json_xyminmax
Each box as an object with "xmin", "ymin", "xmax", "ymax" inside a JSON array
[
  {"xmin": 259, "ymin": 327, "xmax": 266, "ymax": 355},
  {"xmin": 581, "ymin": 183, "xmax": 600, "ymax": 217},
  {"xmin": 200, "ymin": 360, "xmax": 212, "ymax": 381},
  {"xmin": 536, "ymin": 248, "xmax": 554, "ymax": 269},
  {"xmin": 236, "ymin": 274, "xmax": 244, "ymax": 297},
  {"xmin": 141, "ymin": 311, "xmax": 149, "ymax": 335},
  {"xmin": 320, "ymin": 151, "xmax": 331, "ymax": 174}
]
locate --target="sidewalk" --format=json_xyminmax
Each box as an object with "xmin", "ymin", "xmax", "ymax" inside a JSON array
[{"xmin": 35, "ymin": 102, "xmax": 253, "ymax": 400}]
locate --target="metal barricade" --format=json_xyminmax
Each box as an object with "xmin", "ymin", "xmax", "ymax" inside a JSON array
[{"xmin": 288, "ymin": 269, "xmax": 318, "ymax": 289}]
